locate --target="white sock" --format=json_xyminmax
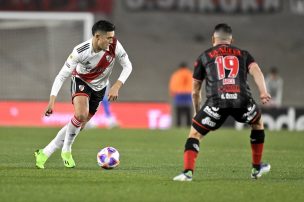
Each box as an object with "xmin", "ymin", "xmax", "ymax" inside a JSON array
[
  {"xmin": 43, "ymin": 125, "xmax": 67, "ymax": 157},
  {"xmin": 62, "ymin": 116, "xmax": 82, "ymax": 153}
]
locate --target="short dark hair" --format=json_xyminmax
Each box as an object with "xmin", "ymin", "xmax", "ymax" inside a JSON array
[
  {"xmin": 270, "ymin": 66, "xmax": 278, "ymax": 74},
  {"xmin": 92, "ymin": 20, "xmax": 115, "ymax": 36},
  {"xmin": 179, "ymin": 62, "xmax": 188, "ymax": 68},
  {"xmin": 214, "ymin": 23, "xmax": 232, "ymax": 34}
]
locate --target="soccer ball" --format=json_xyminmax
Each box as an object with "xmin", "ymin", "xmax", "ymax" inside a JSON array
[{"xmin": 97, "ymin": 147, "xmax": 120, "ymax": 169}]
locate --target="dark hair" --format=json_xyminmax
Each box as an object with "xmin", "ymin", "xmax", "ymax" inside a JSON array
[
  {"xmin": 270, "ymin": 66, "xmax": 278, "ymax": 74},
  {"xmin": 179, "ymin": 62, "xmax": 188, "ymax": 68},
  {"xmin": 214, "ymin": 23, "xmax": 232, "ymax": 34},
  {"xmin": 92, "ymin": 20, "xmax": 115, "ymax": 36}
]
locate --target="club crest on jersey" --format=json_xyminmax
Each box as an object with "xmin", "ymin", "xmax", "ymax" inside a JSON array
[
  {"xmin": 106, "ymin": 55, "xmax": 112, "ymax": 62},
  {"xmin": 79, "ymin": 85, "xmax": 85, "ymax": 91}
]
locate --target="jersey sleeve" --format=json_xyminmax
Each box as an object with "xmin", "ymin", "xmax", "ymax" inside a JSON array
[
  {"xmin": 50, "ymin": 49, "xmax": 79, "ymax": 96},
  {"xmin": 193, "ymin": 56, "xmax": 205, "ymax": 81},
  {"xmin": 115, "ymin": 40, "xmax": 132, "ymax": 84},
  {"xmin": 245, "ymin": 51, "xmax": 256, "ymax": 70}
]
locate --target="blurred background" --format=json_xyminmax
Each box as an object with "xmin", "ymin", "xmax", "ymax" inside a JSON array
[{"xmin": 0, "ymin": 0, "xmax": 303, "ymax": 130}]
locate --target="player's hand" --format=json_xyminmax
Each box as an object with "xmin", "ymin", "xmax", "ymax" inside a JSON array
[
  {"xmin": 44, "ymin": 103, "xmax": 54, "ymax": 116},
  {"xmin": 260, "ymin": 92, "xmax": 271, "ymax": 104},
  {"xmin": 108, "ymin": 87, "xmax": 119, "ymax": 102},
  {"xmin": 108, "ymin": 81, "xmax": 123, "ymax": 102},
  {"xmin": 44, "ymin": 107, "xmax": 53, "ymax": 116},
  {"xmin": 44, "ymin": 95, "xmax": 56, "ymax": 116}
]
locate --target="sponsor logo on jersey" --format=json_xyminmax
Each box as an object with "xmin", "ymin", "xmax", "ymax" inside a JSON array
[
  {"xmin": 223, "ymin": 78, "xmax": 235, "ymax": 85},
  {"xmin": 220, "ymin": 93, "xmax": 238, "ymax": 99},
  {"xmin": 243, "ymin": 104, "xmax": 257, "ymax": 122},
  {"xmin": 226, "ymin": 93, "xmax": 238, "ymax": 99},
  {"xmin": 203, "ymin": 106, "xmax": 221, "ymax": 120},
  {"xmin": 218, "ymin": 84, "xmax": 240, "ymax": 93},
  {"xmin": 201, "ymin": 117, "xmax": 216, "ymax": 127},
  {"xmin": 79, "ymin": 85, "xmax": 85, "ymax": 91}
]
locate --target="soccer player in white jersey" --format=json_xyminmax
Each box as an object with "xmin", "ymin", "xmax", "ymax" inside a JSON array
[{"xmin": 34, "ymin": 20, "xmax": 132, "ymax": 169}]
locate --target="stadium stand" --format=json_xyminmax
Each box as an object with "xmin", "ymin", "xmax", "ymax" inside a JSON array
[{"xmin": 0, "ymin": 1, "xmax": 303, "ymax": 107}]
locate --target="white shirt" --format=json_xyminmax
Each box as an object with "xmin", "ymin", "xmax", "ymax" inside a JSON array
[
  {"xmin": 50, "ymin": 38, "xmax": 132, "ymax": 96},
  {"xmin": 265, "ymin": 75, "xmax": 283, "ymax": 106}
]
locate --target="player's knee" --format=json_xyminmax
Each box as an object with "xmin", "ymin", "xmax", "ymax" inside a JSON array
[
  {"xmin": 251, "ymin": 116, "xmax": 264, "ymax": 130},
  {"xmin": 74, "ymin": 114, "xmax": 88, "ymax": 123},
  {"xmin": 188, "ymin": 126, "xmax": 207, "ymax": 140},
  {"xmin": 191, "ymin": 123, "xmax": 209, "ymax": 137}
]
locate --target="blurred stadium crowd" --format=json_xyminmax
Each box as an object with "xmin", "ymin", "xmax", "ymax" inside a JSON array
[
  {"xmin": 0, "ymin": 0, "xmax": 303, "ymax": 130},
  {"xmin": 0, "ymin": 0, "xmax": 303, "ymax": 106}
]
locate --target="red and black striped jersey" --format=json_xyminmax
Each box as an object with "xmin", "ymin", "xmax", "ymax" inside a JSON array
[{"xmin": 193, "ymin": 44, "xmax": 256, "ymax": 108}]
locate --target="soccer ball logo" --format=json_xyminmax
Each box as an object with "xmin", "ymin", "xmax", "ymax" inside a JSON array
[{"xmin": 97, "ymin": 147, "xmax": 120, "ymax": 169}]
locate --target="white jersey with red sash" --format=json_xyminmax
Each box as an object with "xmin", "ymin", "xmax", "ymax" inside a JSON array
[{"xmin": 50, "ymin": 38, "xmax": 132, "ymax": 96}]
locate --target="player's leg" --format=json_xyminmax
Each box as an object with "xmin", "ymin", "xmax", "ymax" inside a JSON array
[
  {"xmin": 100, "ymin": 85, "xmax": 118, "ymax": 128},
  {"xmin": 60, "ymin": 77, "xmax": 96, "ymax": 168},
  {"xmin": 80, "ymin": 113, "xmax": 94, "ymax": 130},
  {"xmin": 176, "ymin": 106, "xmax": 182, "ymax": 127},
  {"xmin": 36, "ymin": 106, "xmax": 84, "ymax": 169},
  {"xmin": 102, "ymin": 93, "xmax": 111, "ymax": 118},
  {"xmin": 173, "ymin": 105, "xmax": 226, "ymax": 181},
  {"xmin": 78, "ymin": 85, "xmax": 107, "ymax": 131},
  {"xmin": 35, "ymin": 125, "xmax": 68, "ymax": 169},
  {"xmin": 250, "ymin": 117, "xmax": 271, "ymax": 179},
  {"xmin": 179, "ymin": 106, "xmax": 187, "ymax": 127},
  {"xmin": 102, "ymin": 98, "xmax": 118, "ymax": 128},
  {"xmin": 173, "ymin": 127, "xmax": 207, "ymax": 181},
  {"xmin": 185, "ymin": 106, "xmax": 192, "ymax": 127},
  {"xmin": 38, "ymin": 110, "xmax": 93, "ymax": 168},
  {"xmin": 232, "ymin": 102, "xmax": 270, "ymax": 179},
  {"xmin": 61, "ymin": 95, "xmax": 89, "ymax": 168}
]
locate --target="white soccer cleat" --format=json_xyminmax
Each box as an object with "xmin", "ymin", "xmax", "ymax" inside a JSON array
[
  {"xmin": 251, "ymin": 163, "xmax": 271, "ymax": 179},
  {"xmin": 173, "ymin": 171, "xmax": 193, "ymax": 182}
]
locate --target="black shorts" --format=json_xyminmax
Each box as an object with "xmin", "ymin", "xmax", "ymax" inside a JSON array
[
  {"xmin": 192, "ymin": 101, "xmax": 261, "ymax": 135},
  {"xmin": 71, "ymin": 77, "xmax": 106, "ymax": 115}
]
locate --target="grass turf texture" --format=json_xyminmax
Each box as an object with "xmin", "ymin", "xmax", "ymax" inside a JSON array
[{"xmin": 0, "ymin": 127, "xmax": 303, "ymax": 202}]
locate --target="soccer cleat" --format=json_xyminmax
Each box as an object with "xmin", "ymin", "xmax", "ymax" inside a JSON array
[
  {"xmin": 34, "ymin": 149, "xmax": 48, "ymax": 169},
  {"xmin": 251, "ymin": 163, "xmax": 271, "ymax": 179},
  {"xmin": 173, "ymin": 170, "xmax": 193, "ymax": 181},
  {"xmin": 61, "ymin": 152, "xmax": 76, "ymax": 168}
]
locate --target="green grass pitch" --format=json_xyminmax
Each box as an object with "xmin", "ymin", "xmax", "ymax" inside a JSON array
[{"xmin": 0, "ymin": 127, "xmax": 303, "ymax": 202}]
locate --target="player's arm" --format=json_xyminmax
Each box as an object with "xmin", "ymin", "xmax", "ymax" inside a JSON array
[
  {"xmin": 108, "ymin": 41, "xmax": 132, "ymax": 102},
  {"xmin": 249, "ymin": 63, "xmax": 271, "ymax": 104},
  {"xmin": 192, "ymin": 79, "xmax": 202, "ymax": 116},
  {"xmin": 45, "ymin": 50, "xmax": 78, "ymax": 116},
  {"xmin": 192, "ymin": 57, "xmax": 205, "ymax": 115}
]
